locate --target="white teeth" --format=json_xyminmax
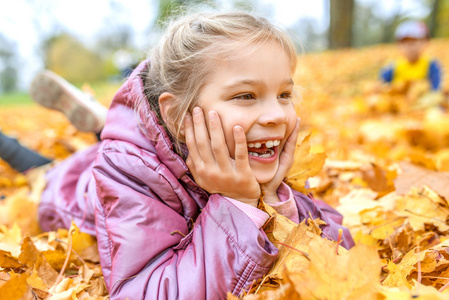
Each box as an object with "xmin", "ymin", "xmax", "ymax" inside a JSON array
[
  {"xmin": 247, "ymin": 140, "xmax": 281, "ymax": 148},
  {"xmin": 248, "ymin": 149, "xmax": 275, "ymax": 158}
]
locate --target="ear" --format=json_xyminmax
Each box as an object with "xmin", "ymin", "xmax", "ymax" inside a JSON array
[
  {"xmin": 158, "ymin": 92, "xmax": 175, "ymax": 124},
  {"xmin": 159, "ymin": 92, "xmax": 184, "ymax": 136}
]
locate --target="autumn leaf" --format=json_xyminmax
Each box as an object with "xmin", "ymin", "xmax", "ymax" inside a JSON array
[
  {"xmin": 395, "ymin": 186, "xmax": 449, "ymax": 232},
  {"xmin": 0, "ymin": 269, "xmax": 32, "ymax": 300},
  {"xmin": 383, "ymin": 239, "xmax": 449, "ymax": 291},
  {"xmin": 286, "ymin": 132, "xmax": 327, "ymax": 193},
  {"xmin": 287, "ymin": 239, "xmax": 383, "ymax": 300},
  {"xmin": 0, "ymin": 250, "xmax": 23, "ymax": 270},
  {"xmin": 18, "ymin": 236, "xmax": 39, "ymax": 268},
  {"xmin": 394, "ymin": 162, "xmax": 449, "ymax": 201}
]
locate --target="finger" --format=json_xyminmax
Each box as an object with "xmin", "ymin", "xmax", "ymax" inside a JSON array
[
  {"xmin": 233, "ymin": 125, "xmax": 251, "ymax": 171},
  {"xmin": 192, "ymin": 107, "xmax": 215, "ymax": 164},
  {"xmin": 278, "ymin": 117, "xmax": 301, "ymax": 171},
  {"xmin": 184, "ymin": 112, "xmax": 209, "ymax": 175},
  {"xmin": 184, "ymin": 113, "xmax": 201, "ymax": 163},
  {"xmin": 208, "ymin": 111, "xmax": 231, "ymax": 169}
]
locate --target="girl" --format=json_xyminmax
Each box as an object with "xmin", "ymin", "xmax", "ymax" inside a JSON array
[{"xmin": 6, "ymin": 11, "xmax": 354, "ymax": 299}]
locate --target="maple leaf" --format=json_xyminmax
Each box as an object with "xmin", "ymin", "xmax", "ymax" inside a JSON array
[
  {"xmin": 383, "ymin": 239, "xmax": 449, "ymax": 291},
  {"xmin": 285, "ymin": 236, "xmax": 383, "ymax": 300},
  {"xmin": 395, "ymin": 186, "xmax": 449, "ymax": 232},
  {"xmin": 0, "ymin": 269, "xmax": 32, "ymax": 300},
  {"xmin": 286, "ymin": 132, "xmax": 327, "ymax": 193}
]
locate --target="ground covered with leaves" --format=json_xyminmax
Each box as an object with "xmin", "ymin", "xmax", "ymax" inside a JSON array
[{"xmin": 1, "ymin": 40, "xmax": 449, "ymax": 299}]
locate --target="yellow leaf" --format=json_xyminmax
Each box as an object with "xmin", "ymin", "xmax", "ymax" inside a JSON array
[
  {"xmin": 288, "ymin": 237, "xmax": 383, "ymax": 300},
  {"xmin": 286, "ymin": 132, "xmax": 327, "ymax": 193},
  {"xmin": 42, "ymin": 250, "xmax": 71, "ymax": 271},
  {"xmin": 46, "ymin": 287, "xmax": 75, "ymax": 300},
  {"xmin": 370, "ymin": 217, "xmax": 408, "ymax": 240},
  {"xmin": 258, "ymin": 200, "xmax": 297, "ymax": 244},
  {"xmin": 26, "ymin": 268, "xmax": 48, "ymax": 291},
  {"xmin": 353, "ymin": 230, "xmax": 378, "ymax": 246},
  {"xmin": 383, "ymin": 239, "xmax": 449, "ymax": 289},
  {"xmin": 79, "ymin": 263, "xmax": 94, "ymax": 284},
  {"xmin": 396, "ymin": 187, "xmax": 449, "ymax": 232},
  {"xmin": 71, "ymin": 221, "xmax": 97, "ymax": 255},
  {"xmin": 0, "ymin": 269, "xmax": 32, "ymax": 300},
  {"xmin": 0, "ymin": 223, "xmax": 22, "ymax": 246}
]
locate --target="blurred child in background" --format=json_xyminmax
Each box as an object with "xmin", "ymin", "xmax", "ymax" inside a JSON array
[{"xmin": 379, "ymin": 20, "xmax": 445, "ymax": 109}]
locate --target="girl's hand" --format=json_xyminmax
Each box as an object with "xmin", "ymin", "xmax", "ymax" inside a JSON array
[
  {"xmin": 260, "ymin": 118, "xmax": 301, "ymax": 204},
  {"xmin": 185, "ymin": 107, "xmax": 261, "ymax": 207}
]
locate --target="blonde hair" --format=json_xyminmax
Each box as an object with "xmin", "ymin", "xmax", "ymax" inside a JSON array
[{"xmin": 142, "ymin": 11, "xmax": 297, "ymax": 149}]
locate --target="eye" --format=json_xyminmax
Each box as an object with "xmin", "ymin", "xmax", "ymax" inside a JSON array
[
  {"xmin": 234, "ymin": 93, "xmax": 255, "ymax": 100},
  {"xmin": 279, "ymin": 92, "xmax": 292, "ymax": 102}
]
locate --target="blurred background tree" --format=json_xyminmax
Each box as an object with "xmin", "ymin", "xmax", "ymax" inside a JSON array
[
  {"xmin": 155, "ymin": 0, "xmax": 260, "ymax": 26},
  {"xmin": 0, "ymin": 35, "xmax": 19, "ymax": 92},
  {"xmin": 156, "ymin": 0, "xmax": 217, "ymax": 25},
  {"xmin": 328, "ymin": 0, "xmax": 354, "ymax": 49},
  {"xmin": 44, "ymin": 34, "xmax": 105, "ymax": 84},
  {"xmin": 431, "ymin": 0, "xmax": 449, "ymax": 37}
]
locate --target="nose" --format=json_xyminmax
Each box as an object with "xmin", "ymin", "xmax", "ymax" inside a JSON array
[{"xmin": 258, "ymin": 98, "xmax": 289, "ymax": 126}]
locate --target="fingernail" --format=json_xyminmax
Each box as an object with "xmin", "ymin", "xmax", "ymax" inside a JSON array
[
  {"xmin": 234, "ymin": 125, "xmax": 243, "ymax": 133},
  {"xmin": 209, "ymin": 111, "xmax": 216, "ymax": 120},
  {"xmin": 193, "ymin": 107, "xmax": 201, "ymax": 115}
]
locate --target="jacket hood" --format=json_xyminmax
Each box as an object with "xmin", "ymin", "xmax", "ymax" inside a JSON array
[{"xmin": 100, "ymin": 59, "xmax": 189, "ymax": 179}]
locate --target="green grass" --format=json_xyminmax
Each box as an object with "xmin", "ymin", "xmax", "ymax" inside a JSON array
[
  {"xmin": 0, "ymin": 92, "xmax": 33, "ymax": 107},
  {"xmin": 0, "ymin": 81, "xmax": 122, "ymax": 107}
]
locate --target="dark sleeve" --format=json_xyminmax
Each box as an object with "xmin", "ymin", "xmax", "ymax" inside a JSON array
[
  {"xmin": 428, "ymin": 60, "xmax": 442, "ymax": 90},
  {"xmin": 380, "ymin": 64, "xmax": 394, "ymax": 83}
]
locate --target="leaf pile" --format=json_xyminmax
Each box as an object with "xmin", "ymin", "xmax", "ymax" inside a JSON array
[
  {"xmin": 0, "ymin": 222, "xmax": 107, "ymax": 299},
  {"xmin": 2, "ymin": 40, "xmax": 449, "ymax": 299}
]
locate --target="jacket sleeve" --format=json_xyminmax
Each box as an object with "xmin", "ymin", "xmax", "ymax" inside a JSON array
[
  {"xmin": 380, "ymin": 64, "xmax": 394, "ymax": 83},
  {"xmin": 92, "ymin": 144, "xmax": 278, "ymax": 300},
  {"xmin": 428, "ymin": 60, "xmax": 442, "ymax": 90}
]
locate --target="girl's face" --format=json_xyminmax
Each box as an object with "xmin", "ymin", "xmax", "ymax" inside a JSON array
[{"xmin": 197, "ymin": 41, "xmax": 297, "ymax": 183}]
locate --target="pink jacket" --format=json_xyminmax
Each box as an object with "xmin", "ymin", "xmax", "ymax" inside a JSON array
[{"xmin": 39, "ymin": 60, "xmax": 354, "ymax": 300}]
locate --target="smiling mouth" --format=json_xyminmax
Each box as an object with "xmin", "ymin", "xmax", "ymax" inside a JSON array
[{"xmin": 247, "ymin": 140, "xmax": 280, "ymax": 158}]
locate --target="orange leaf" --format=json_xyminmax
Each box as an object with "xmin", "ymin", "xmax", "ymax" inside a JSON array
[
  {"xmin": 0, "ymin": 269, "xmax": 32, "ymax": 300},
  {"xmin": 394, "ymin": 162, "xmax": 449, "ymax": 201},
  {"xmin": 18, "ymin": 236, "xmax": 39, "ymax": 268}
]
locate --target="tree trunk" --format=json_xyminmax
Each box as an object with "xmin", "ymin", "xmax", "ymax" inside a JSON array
[
  {"xmin": 429, "ymin": 0, "xmax": 441, "ymax": 38},
  {"xmin": 328, "ymin": 0, "xmax": 354, "ymax": 49}
]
